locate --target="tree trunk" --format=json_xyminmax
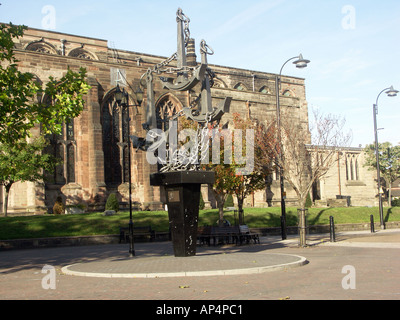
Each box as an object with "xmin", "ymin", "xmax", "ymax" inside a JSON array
[
  {"xmin": 298, "ymin": 196, "xmax": 307, "ymax": 247},
  {"xmin": 298, "ymin": 208, "xmax": 307, "ymax": 247},
  {"xmin": 236, "ymin": 196, "xmax": 244, "ymax": 225},
  {"xmin": 218, "ymin": 205, "xmax": 224, "ymax": 226},
  {"xmin": 3, "ymin": 182, "xmax": 13, "ymax": 217},
  {"xmin": 214, "ymin": 193, "xmax": 225, "ymax": 226},
  {"xmin": 384, "ymin": 177, "xmax": 392, "ymax": 207}
]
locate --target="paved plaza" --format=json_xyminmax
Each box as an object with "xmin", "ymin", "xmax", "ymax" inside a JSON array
[{"xmin": 1, "ymin": 229, "xmax": 400, "ymax": 303}]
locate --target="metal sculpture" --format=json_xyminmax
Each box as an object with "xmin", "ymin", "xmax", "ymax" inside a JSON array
[
  {"xmin": 132, "ymin": 8, "xmax": 231, "ymax": 168},
  {"xmin": 131, "ymin": 8, "xmax": 231, "ymax": 257}
]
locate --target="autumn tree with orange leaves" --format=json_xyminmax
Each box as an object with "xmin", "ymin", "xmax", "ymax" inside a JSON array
[
  {"xmin": 200, "ymin": 113, "xmax": 276, "ymax": 225},
  {"xmin": 230, "ymin": 113, "xmax": 275, "ymax": 224}
]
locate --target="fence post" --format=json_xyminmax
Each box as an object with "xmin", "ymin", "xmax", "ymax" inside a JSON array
[
  {"xmin": 370, "ymin": 215, "xmax": 375, "ymax": 233},
  {"xmin": 330, "ymin": 216, "xmax": 336, "ymax": 242}
]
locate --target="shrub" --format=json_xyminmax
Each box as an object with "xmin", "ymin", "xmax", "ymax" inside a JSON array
[
  {"xmin": 53, "ymin": 196, "xmax": 65, "ymax": 215},
  {"xmin": 392, "ymin": 198, "xmax": 400, "ymax": 207},
  {"xmin": 224, "ymin": 193, "xmax": 234, "ymax": 208},
  {"xmin": 199, "ymin": 191, "xmax": 205, "ymax": 210},
  {"xmin": 305, "ymin": 193, "xmax": 312, "ymax": 208},
  {"xmin": 105, "ymin": 193, "xmax": 119, "ymax": 212}
]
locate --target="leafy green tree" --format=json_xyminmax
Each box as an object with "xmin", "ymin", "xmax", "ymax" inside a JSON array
[
  {"xmin": 0, "ymin": 23, "xmax": 39, "ymax": 143},
  {"xmin": 0, "ymin": 23, "xmax": 90, "ymax": 143},
  {"xmin": 0, "ymin": 137, "xmax": 58, "ymax": 216},
  {"xmin": 209, "ymin": 163, "xmax": 237, "ymax": 226},
  {"xmin": 0, "ymin": 22, "xmax": 90, "ymax": 215},
  {"xmin": 364, "ymin": 142, "xmax": 400, "ymax": 206}
]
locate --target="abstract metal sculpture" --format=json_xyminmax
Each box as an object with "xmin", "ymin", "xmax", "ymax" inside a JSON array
[
  {"xmin": 131, "ymin": 8, "xmax": 231, "ymax": 257},
  {"xmin": 132, "ymin": 8, "xmax": 231, "ymax": 169}
]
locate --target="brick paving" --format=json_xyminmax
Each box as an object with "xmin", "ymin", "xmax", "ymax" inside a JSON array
[{"xmin": 1, "ymin": 229, "xmax": 400, "ymax": 302}]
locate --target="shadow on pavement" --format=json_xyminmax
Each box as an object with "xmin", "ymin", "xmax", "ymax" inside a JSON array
[{"xmin": 0, "ymin": 235, "xmax": 302, "ymax": 274}]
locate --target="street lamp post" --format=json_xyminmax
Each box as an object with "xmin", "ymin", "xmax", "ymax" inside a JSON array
[
  {"xmin": 373, "ymin": 85, "xmax": 398, "ymax": 230},
  {"xmin": 115, "ymin": 84, "xmax": 144, "ymax": 257},
  {"xmin": 275, "ymin": 54, "xmax": 310, "ymax": 240}
]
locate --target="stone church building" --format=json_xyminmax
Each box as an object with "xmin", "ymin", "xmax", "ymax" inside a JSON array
[{"xmin": 0, "ymin": 26, "xmax": 379, "ymax": 215}]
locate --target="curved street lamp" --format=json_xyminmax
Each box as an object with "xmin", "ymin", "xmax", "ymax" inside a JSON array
[
  {"xmin": 373, "ymin": 85, "xmax": 399, "ymax": 230},
  {"xmin": 276, "ymin": 54, "xmax": 310, "ymax": 240},
  {"xmin": 115, "ymin": 84, "xmax": 144, "ymax": 257},
  {"xmin": 279, "ymin": 54, "xmax": 311, "ymax": 75}
]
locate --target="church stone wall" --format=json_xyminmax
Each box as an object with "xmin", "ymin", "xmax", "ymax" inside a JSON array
[
  {"xmin": 316, "ymin": 148, "xmax": 377, "ymax": 207},
  {"xmin": 0, "ymin": 26, "xmax": 378, "ymax": 215}
]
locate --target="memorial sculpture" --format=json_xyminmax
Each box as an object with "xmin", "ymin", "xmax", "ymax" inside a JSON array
[{"xmin": 130, "ymin": 8, "xmax": 231, "ymax": 257}]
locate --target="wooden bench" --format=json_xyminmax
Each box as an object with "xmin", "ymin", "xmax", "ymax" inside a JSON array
[
  {"xmin": 197, "ymin": 226, "xmax": 213, "ymax": 246},
  {"xmin": 197, "ymin": 225, "xmax": 260, "ymax": 246},
  {"xmin": 197, "ymin": 226, "xmax": 240, "ymax": 246},
  {"xmin": 119, "ymin": 226, "xmax": 156, "ymax": 243},
  {"xmin": 211, "ymin": 226, "xmax": 241, "ymax": 245},
  {"xmin": 239, "ymin": 225, "xmax": 260, "ymax": 244}
]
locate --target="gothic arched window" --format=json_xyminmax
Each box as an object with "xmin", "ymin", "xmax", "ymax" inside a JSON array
[
  {"xmin": 25, "ymin": 40, "xmax": 58, "ymax": 55},
  {"xmin": 345, "ymin": 153, "xmax": 360, "ymax": 181},
  {"xmin": 234, "ymin": 83, "xmax": 247, "ymax": 91},
  {"xmin": 213, "ymin": 78, "xmax": 227, "ymax": 89},
  {"xmin": 45, "ymin": 119, "xmax": 76, "ymax": 185},
  {"xmin": 155, "ymin": 95, "xmax": 183, "ymax": 171},
  {"xmin": 260, "ymin": 86, "xmax": 271, "ymax": 94},
  {"xmin": 68, "ymin": 48, "xmax": 97, "ymax": 60},
  {"xmin": 156, "ymin": 98, "xmax": 180, "ymax": 132},
  {"xmin": 283, "ymin": 89, "xmax": 295, "ymax": 97},
  {"xmin": 102, "ymin": 92, "xmax": 130, "ymax": 186}
]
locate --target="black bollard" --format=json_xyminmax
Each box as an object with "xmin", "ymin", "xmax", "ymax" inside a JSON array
[
  {"xmin": 329, "ymin": 216, "xmax": 336, "ymax": 242},
  {"xmin": 370, "ymin": 215, "xmax": 375, "ymax": 233}
]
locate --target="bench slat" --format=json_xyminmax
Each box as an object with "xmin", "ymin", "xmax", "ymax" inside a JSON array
[
  {"xmin": 196, "ymin": 225, "xmax": 260, "ymax": 246},
  {"xmin": 119, "ymin": 226, "xmax": 156, "ymax": 243}
]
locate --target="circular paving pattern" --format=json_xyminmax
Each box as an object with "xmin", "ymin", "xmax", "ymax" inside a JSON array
[{"xmin": 62, "ymin": 252, "xmax": 307, "ymax": 278}]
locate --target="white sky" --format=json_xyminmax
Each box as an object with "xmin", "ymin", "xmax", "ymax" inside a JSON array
[{"xmin": 1, "ymin": 0, "xmax": 400, "ymax": 148}]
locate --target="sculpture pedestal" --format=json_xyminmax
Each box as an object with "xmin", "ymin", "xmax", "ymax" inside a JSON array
[{"xmin": 150, "ymin": 171, "xmax": 215, "ymax": 257}]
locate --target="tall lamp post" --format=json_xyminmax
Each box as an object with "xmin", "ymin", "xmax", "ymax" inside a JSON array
[
  {"xmin": 373, "ymin": 85, "xmax": 398, "ymax": 230},
  {"xmin": 115, "ymin": 84, "xmax": 144, "ymax": 257},
  {"xmin": 276, "ymin": 54, "xmax": 310, "ymax": 240}
]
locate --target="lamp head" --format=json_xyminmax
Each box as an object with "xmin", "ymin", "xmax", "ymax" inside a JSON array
[
  {"xmin": 293, "ymin": 54, "xmax": 310, "ymax": 69},
  {"xmin": 386, "ymin": 86, "xmax": 399, "ymax": 97},
  {"xmin": 135, "ymin": 86, "xmax": 144, "ymax": 107},
  {"xmin": 115, "ymin": 84, "xmax": 123, "ymax": 106}
]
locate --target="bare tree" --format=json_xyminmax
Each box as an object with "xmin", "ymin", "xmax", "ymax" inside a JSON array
[{"xmin": 257, "ymin": 109, "xmax": 352, "ymax": 246}]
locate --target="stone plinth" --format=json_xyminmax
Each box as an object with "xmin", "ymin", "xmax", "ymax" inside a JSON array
[{"xmin": 150, "ymin": 171, "xmax": 215, "ymax": 257}]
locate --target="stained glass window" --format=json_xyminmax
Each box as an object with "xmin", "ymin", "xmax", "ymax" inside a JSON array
[
  {"xmin": 156, "ymin": 99, "xmax": 179, "ymax": 132},
  {"xmin": 45, "ymin": 121, "xmax": 75, "ymax": 184},
  {"xmin": 155, "ymin": 96, "xmax": 182, "ymax": 171},
  {"xmin": 67, "ymin": 143, "xmax": 75, "ymax": 183},
  {"xmin": 102, "ymin": 95, "xmax": 130, "ymax": 186}
]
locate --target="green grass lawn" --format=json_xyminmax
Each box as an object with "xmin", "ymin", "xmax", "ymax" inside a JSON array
[{"xmin": 1, "ymin": 206, "xmax": 399, "ymax": 240}]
